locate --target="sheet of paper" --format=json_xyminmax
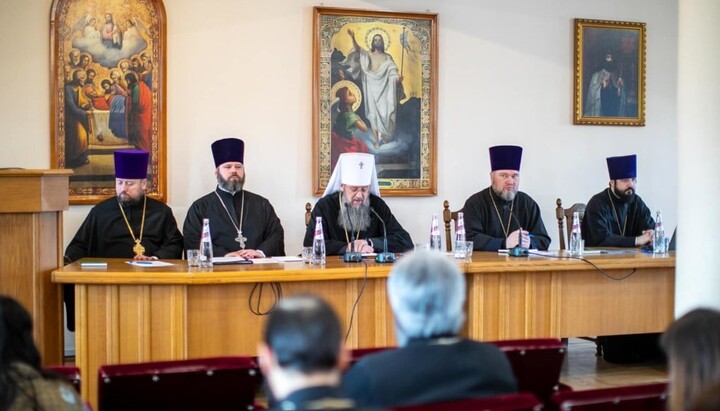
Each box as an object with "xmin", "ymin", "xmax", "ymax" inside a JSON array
[
  {"xmin": 272, "ymin": 256, "xmax": 303, "ymax": 263},
  {"xmin": 125, "ymin": 260, "xmax": 174, "ymax": 267}
]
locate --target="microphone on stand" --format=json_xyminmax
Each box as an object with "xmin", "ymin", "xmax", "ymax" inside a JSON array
[
  {"xmin": 370, "ymin": 207, "xmax": 396, "ymax": 263},
  {"xmin": 343, "ymin": 203, "xmax": 363, "ymax": 263},
  {"xmin": 504, "ymin": 205, "xmax": 529, "ymax": 257}
]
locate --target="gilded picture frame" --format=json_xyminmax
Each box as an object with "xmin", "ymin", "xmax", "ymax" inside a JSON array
[
  {"xmin": 50, "ymin": 0, "xmax": 167, "ymax": 204},
  {"xmin": 574, "ymin": 18, "xmax": 646, "ymax": 126},
  {"xmin": 312, "ymin": 7, "xmax": 438, "ymax": 196}
]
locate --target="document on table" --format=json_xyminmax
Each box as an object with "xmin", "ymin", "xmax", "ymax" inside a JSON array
[{"xmin": 126, "ymin": 260, "xmax": 174, "ymax": 267}]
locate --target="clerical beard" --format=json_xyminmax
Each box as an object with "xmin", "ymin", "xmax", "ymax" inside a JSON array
[
  {"xmin": 117, "ymin": 194, "xmax": 143, "ymax": 207},
  {"xmin": 611, "ymin": 185, "xmax": 635, "ymax": 203},
  {"xmin": 217, "ymin": 173, "xmax": 245, "ymax": 193},
  {"xmin": 338, "ymin": 198, "xmax": 372, "ymax": 232}
]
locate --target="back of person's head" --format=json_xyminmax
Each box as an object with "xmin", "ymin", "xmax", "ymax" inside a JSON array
[
  {"xmin": 661, "ymin": 308, "xmax": 720, "ymax": 411},
  {"xmin": 0, "ymin": 296, "xmax": 43, "ymax": 410},
  {"xmin": 263, "ymin": 295, "xmax": 342, "ymax": 373},
  {"xmin": 690, "ymin": 381, "xmax": 720, "ymax": 411},
  {"xmin": 387, "ymin": 251, "xmax": 466, "ymax": 346}
]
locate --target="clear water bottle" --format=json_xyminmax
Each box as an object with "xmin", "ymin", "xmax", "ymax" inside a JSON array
[
  {"xmin": 569, "ymin": 211, "xmax": 583, "ymax": 256},
  {"xmin": 454, "ymin": 212, "xmax": 466, "ymax": 258},
  {"xmin": 199, "ymin": 218, "xmax": 214, "ymax": 268},
  {"xmin": 312, "ymin": 216, "xmax": 326, "ymax": 265},
  {"xmin": 653, "ymin": 211, "xmax": 666, "ymax": 254},
  {"xmin": 430, "ymin": 214, "xmax": 442, "ymax": 251}
]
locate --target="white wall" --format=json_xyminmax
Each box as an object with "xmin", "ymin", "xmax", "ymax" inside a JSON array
[
  {"xmin": 676, "ymin": 0, "xmax": 720, "ymax": 313},
  {"xmin": 0, "ymin": 0, "xmax": 678, "ymax": 255}
]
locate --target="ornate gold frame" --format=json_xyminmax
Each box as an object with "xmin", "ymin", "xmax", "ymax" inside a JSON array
[
  {"xmin": 574, "ymin": 18, "xmax": 646, "ymax": 126},
  {"xmin": 312, "ymin": 7, "xmax": 438, "ymax": 196},
  {"xmin": 50, "ymin": 0, "xmax": 167, "ymax": 204}
]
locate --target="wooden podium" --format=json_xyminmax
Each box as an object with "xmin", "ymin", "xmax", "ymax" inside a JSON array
[{"xmin": 0, "ymin": 169, "xmax": 72, "ymax": 365}]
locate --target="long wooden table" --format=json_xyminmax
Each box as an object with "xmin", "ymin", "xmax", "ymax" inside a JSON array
[{"xmin": 52, "ymin": 251, "xmax": 675, "ymax": 407}]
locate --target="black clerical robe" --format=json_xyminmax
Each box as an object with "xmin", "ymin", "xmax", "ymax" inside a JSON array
[
  {"xmin": 463, "ymin": 187, "xmax": 551, "ymax": 251},
  {"xmin": 183, "ymin": 188, "xmax": 285, "ymax": 257},
  {"xmin": 303, "ymin": 192, "xmax": 413, "ymax": 255},
  {"xmin": 63, "ymin": 195, "xmax": 184, "ymax": 331},
  {"xmin": 581, "ymin": 188, "xmax": 654, "ymax": 247}
]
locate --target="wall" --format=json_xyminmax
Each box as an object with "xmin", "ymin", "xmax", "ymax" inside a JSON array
[{"xmin": 1, "ymin": 0, "xmax": 678, "ymax": 255}]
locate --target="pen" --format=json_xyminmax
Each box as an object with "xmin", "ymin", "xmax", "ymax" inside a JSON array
[{"xmin": 133, "ymin": 261, "xmax": 153, "ymax": 265}]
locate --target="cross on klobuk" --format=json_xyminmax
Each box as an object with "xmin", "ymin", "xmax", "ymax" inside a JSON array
[{"xmin": 359, "ymin": 161, "xmax": 364, "ymax": 169}]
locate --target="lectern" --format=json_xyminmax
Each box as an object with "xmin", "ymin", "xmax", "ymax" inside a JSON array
[{"xmin": 0, "ymin": 169, "xmax": 71, "ymax": 365}]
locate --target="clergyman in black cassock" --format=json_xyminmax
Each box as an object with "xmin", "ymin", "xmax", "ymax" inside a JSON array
[{"xmin": 463, "ymin": 145, "xmax": 550, "ymax": 251}]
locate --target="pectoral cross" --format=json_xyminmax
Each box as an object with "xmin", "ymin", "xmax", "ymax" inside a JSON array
[
  {"xmin": 236, "ymin": 229, "xmax": 247, "ymax": 249},
  {"xmin": 133, "ymin": 240, "xmax": 145, "ymax": 257}
]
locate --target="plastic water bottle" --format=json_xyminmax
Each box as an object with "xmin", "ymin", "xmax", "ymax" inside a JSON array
[
  {"xmin": 312, "ymin": 217, "xmax": 326, "ymax": 265},
  {"xmin": 430, "ymin": 214, "xmax": 442, "ymax": 251},
  {"xmin": 454, "ymin": 212, "xmax": 466, "ymax": 258},
  {"xmin": 199, "ymin": 218, "xmax": 214, "ymax": 268},
  {"xmin": 569, "ymin": 212, "xmax": 583, "ymax": 256},
  {"xmin": 653, "ymin": 211, "xmax": 666, "ymax": 254}
]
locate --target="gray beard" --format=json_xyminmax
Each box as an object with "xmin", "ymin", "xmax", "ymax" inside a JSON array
[
  {"xmin": 217, "ymin": 174, "xmax": 244, "ymax": 193},
  {"xmin": 117, "ymin": 194, "xmax": 142, "ymax": 207},
  {"xmin": 493, "ymin": 187, "xmax": 516, "ymax": 202},
  {"xmin": 338, "ymin": 201, "xmax": 371, "ymax": 232}
]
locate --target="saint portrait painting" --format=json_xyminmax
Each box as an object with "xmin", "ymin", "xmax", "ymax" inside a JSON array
[
  {"xmin": 51, "ymin": 0, "xmax": 166, "ymax": 203},
  {"xmin": 313, "ymin": 8, "xmax": 437, "ymax": 196}
]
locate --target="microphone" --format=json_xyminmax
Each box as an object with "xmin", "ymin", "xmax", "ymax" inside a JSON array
[
  {"xmin": 343, "ymin": 203, "xmax": 363, "ymax": 263},
  {"xmin": 370, "ymin": 207, "xmax": 396, "ymax": 263},
  {"xmin": 503, "ymin": 205, "xmax": 529, "ymax": 257}
]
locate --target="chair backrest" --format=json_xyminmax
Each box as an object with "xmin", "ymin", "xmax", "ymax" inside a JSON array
[
  {"xmin": 98, "ymin": 356, "xmax": 261, "ymax": 411},
  {"xmin": 349, "ymin": 346, "xmax": 396, "ymax": 366},
  {"xmin": 45, "ymin": 365, "xmax": 81, "ymax": 394},
  {"xmin": 552, "ymin": 382, "xmax": 668, "ymax": 411},
  {"xmin": 391, "ymin": 392, "xmax": 543, "ymax": 411},
  {"xmin": 305, "ymin": 202, "xmax": 312, "ymax": 226},
  {"xmin": 491, "ymin": 338, "xmax": 567, "ymax": 404},
  {"xmin": 555, "ymin": 198, "xmax": 586, "ymax": 250},
  {"xmin": 443, "ymin": 200, "xmax": 461, "ymax": 252}
]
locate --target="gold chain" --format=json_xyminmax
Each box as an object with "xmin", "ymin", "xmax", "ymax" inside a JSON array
[
  {"xmin": 488, "ymin": 188, "xmax": 514, "ymax": 238},
  {"xmin": 607, "ymin": 188, "xmax": 627, "ymax": 236},
  {"xmin": 214, "ymin": 190, "xmax": 246, "ymax": 248},
  {"xmin": 118, "ymin": 195, "xmax": 147, "ymax": 257}
]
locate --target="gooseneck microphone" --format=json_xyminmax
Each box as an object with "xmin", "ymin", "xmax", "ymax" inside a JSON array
[
  {"xmin": 370, "ymin": 207, "xmax": 396, "ymax": 263},
  {"xmin": 504, "ymin": 204, "xmax": 529, "ymax": 257},
  {"xmin": 343, "ymin": 203, "xmax": 363, "ymax": 263}
]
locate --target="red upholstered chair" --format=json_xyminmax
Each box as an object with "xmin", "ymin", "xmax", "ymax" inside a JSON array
[
  {"xmin": 98, "ymin": 356, "xmax": 262, "ymax": 411},
  {"xmin": 491, "ymin": 339, "xmax": 569, "ymax": 405},
  {"xmin": 349, "ymin": 346, "xmax": 396, "ymax": 365},
  {"xmin": 45, "ymin": 365, "xmax": 82, "ymax": 394},
  {"xmin": 391, "ymin": 392, "xmax": 544, "ymax": 411},
  {"xmin": 551, "ymin": 382, "xmax": 668, "ymax": 411}
]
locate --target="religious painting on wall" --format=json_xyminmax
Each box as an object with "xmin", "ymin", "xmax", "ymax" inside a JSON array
[
  {"xmin": 312, "ymin": 7, "xmax": 438, "ymax": 196},
  {"xmin": 50, "ymin": 0, "xmax": 166, "ymax": 204},
  {"xmin": 574, "ymin": 19, "xmax": 646, "ymax": 126}
]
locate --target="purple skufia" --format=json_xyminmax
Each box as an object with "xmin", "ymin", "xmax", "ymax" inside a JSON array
[
  {"xmin": 211, "ymin": 138, "xmax": 244, "ymax": 167},
  {"xmin": 114, "ymin": 149, "xmax": 149, "ymax": 179},
  {"xmin": 489, "ymin": 145, "xmax": 523, "ymax": 171},
  {"xmin": 606, "ymin": 155, "xmax": 637, "ymax": 180}
]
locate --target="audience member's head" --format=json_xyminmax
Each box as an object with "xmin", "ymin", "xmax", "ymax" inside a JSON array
[
  {"xmin": 689, "ymin": 381, "xmax": 720, "ymax": 411},
  {"xmin": 661, "ymin": 308, "xmax": 720, "ymax": 411},
  {"xmin": 387, "ymin": 251, "xmax": 466, "ymax": 346},
  {"xmin": 0, "ymin": 296, "xmax": 43, "ymax": 408},
  {"xmin": 258, "ymin": 295, "xmax": 347, "ymax": 401}
]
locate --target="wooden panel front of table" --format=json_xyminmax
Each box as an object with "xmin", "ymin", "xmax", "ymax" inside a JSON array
[{"xmin": 52, "ymin": 251, "xmax": 674, "ymax": 407}]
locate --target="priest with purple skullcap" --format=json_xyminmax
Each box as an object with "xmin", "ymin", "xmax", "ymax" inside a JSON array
[
  {"xmin": 64, "ymin": 149, "xmax": 183, "ymax": 330},
  {"xmin": 582, "ymin": 154, "xmax": 655, "ymax": 247},
  {"xmin": 183, "ymin": 138, "xmax": 285, "ymax": 259},
  {"xmin": 303, "ymin": 152, "xmax": 413, "ymax": 255},
  {"xmin": 462, "ymin": 145, "xmax": 551, "ymax": 251}
]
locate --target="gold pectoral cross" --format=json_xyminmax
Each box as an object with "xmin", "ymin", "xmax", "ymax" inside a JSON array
[
  {"xmin": 236, "ymin": 230, "xmax": 247, "ymax": 249},
  {"xmin": 133, "ymin": 240, "xmax": 145, "ymax": 257}
]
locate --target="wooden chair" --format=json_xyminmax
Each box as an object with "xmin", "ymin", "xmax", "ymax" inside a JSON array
[
  {"xmin": 443, "ymin": 200, "xmax": 461, "ymax": 252},
  {"xmin": 305, "ymin": 202, "xmax": 312, "ymax": 226},
  {"xmin": 552, "ymin": 382, "xmax": 668, "ymax": 411},
  {"xmin": 492, "ymin": 338, "xmax": 569, "ymax": 406},
  {"xmin": 391, "ymin": 392, "xmax": 543, "ymax": 411},
  {"xmin": 98, "ymin": 356, "xmax": 262, "ymax": 411},
  {"xmin": 555, "ymin": 198, "xmax": 586, "ymax": 250},
  {"xmin": 45, "ymin": 365, "xmax": 81, "ymax": 394}
]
